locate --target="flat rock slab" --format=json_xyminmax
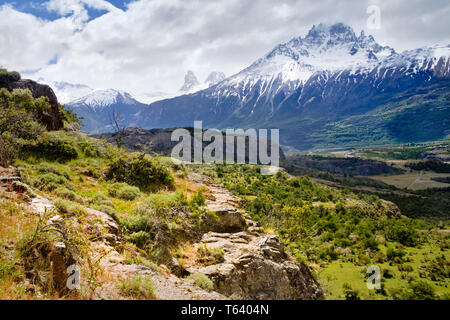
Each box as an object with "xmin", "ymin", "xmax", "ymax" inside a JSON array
[{"xmin": 29, "ymin": 195, "xmax": 54, "ymax": 214}]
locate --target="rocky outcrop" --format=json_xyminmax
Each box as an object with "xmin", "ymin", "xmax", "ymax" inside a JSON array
[
  {"xmin": 184, "ymin": 173, "xmax": 323, "ymax": 300},
  {"xmin": 1, "ymin": 71, "xmax": 64, "ymax": 131}
]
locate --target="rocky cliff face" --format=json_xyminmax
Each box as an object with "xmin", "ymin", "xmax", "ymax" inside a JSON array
[{"xmin": 0, "ymin": 71, "xmax": 64, "ymax": 131}]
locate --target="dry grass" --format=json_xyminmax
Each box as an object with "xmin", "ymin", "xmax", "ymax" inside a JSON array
[{"xmin": 0, "ymin": 197, "xmax": 40, "ymax": 300}]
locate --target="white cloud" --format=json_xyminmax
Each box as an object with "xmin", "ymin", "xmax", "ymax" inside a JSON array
[
  {"xmin": 44, "ymin": 0, "xmax": 121, "ymax": 16},
  {"xmin": 0, "ymin": 0, "xmax": 449, "ymax": 99}
]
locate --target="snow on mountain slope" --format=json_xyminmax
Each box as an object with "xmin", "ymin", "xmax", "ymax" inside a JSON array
[
  {"xmin": 135, "ymin": 23, "xmax": 450, "ymax": 149},
  {"xmin": 70, "ymin": 89, "xmax": 138, "ymax": 111},
  {"xmin": 213, "ymin": 23, "xmax": 396, "ymax": 98},
  {"xmin": 205, "ymin": 23, "xmax": 449, "ymax": 105}
]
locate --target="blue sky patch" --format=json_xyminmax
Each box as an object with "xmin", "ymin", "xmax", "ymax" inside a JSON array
[{"xmin": 0, "ymin": 0, "xmax": 131, "ymax": 21}]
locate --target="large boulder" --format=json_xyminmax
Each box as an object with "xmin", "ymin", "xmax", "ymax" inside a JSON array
[
  {"xmin": 187, "ymin": 232, "xmax": 323, "ymax": 300},
  {"xmin": 1, "ymin": 71, "xmax": 64, "ymax": 131},
  {"xmin": 205, "ymin": 204, "xmax": 246, "ymax": 233}
]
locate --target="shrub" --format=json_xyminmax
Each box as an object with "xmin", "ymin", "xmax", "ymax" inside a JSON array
[
  {"xmin": 127, "ymin": 231, "xmax": 151, "ymax": 248},
  {"xmin": 342, "ymin": 283, "xmax": 360, "ymax": 300},
  {"xmin": 425, "ymin": 255, "xmax": 450, "ymax": 282},
  {"xmin": 54, "ymin": 199, "xmax": 83, "ymax": 214},
  {"xmin": 407, "ymin": 280, "xmax": 436, "ymax": 300},
  {"xmin": 122, "ymin": 214, "xmax": 149, "ymax": 233},
  {"xmin": 397, "ymin": 264, "xmax": 414, "ymax": 272},
  {"xmin": 318, "ymin": 245, "xmax": 339, "ymax": 261},
  {"xmin": 363, "ymin": 236, "xmax": 379, "ymax": 250},
  {"xmin": 54, "ymin": 187, "xmax": 80, "ymax": 202},
  {"xmin": 385, "ymin": 221, "xmax": 419, "ymax": 247},
  {"xmin": 119, "ymin": 275, "xmax": 156, "ymax": 299},
  {"xmin": 36, "ymin": 163, "xmax": 70, "ymax": 179},
  {"xmin": 105, "ymin": 154, "xmax": 174, "ymax": 191},
  {"xmin": 187, "ymin": 273, "xmax": 214, "ymax": 292},
  {"xmin": 386, "ymin": 246, "xmax": 406, "ymax": 262},
  {"xmin": 108, "ymin": 182, "xmax": 141, "ymax": 201},
  {"xmin": 382, "ymin": 268, "xmax": 394, "ymax": 279},
  {"xmin": 196, "ymin": 244, "xmax": 225, "ymax": 265},
  {"xmin": 33, "ymin": 172, "xmax": 68, "ymax": 191},
  {"xmin": 190, "ymin": 187, "xmax": 207, "ymax": 207},
  {"xmin": 24, "ymin": 132, "xmax": 78, "ymax": 161},
  {"xmin": 0, "ymin": 87, "xmax": 47, "ymax": 161}
]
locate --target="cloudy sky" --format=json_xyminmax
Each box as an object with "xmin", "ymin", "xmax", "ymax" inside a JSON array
[{"xmin": 0, "ymin": 0, "xmax": 449, "ymax": 97}]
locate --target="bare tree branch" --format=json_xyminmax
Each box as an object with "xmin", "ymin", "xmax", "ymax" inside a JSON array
[{"xmin": 109, "ymin": 110, "xmax": 126, "ymax": 148}]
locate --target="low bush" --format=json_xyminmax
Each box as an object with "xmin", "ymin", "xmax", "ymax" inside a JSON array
[
  {"xmin": 108, "ymin": 182, "xmax": 141, "ymax": 201},
  {"xmin": 54, "ymin": 187, "xmax": 80, "ymax": 202},
  {"xmin": 386, "ymin": 246, "xmax": 406, "ymax": 262},
  {"xmin": 196, "ymin": 244, "xmax": 225, "ymax": 266},
  {"xmin": 425, "ymin": 255, "xmax": 449, "ymax": 282},
  {"xmin": 23, "ymin": 132, "xmax": 78, "ymax": 161},
  {"xmin": 33, "ymin": 172, "xmax": 69, "ymax": 191},
  {"xmin": 105, "ymin": 154, "xmax": 174, "ymax": 191},
  {"xmin": 187, "ymin": 273, "xmax": 214, "ymax": 292},
  {"xmin": 342, "ymin": 283, "xmax": 360, "ymax": 300},
  {"xmin": 36, "ymin": 163, "xmax": 70, "ymax": 180},
  {"xmin": 54, "ymin": 199, "xmax": 83, "ymax": 214},
  {"xmin": 119, "ymin": 275, "xmax": 156, "ymax": 299},
  {"xmin": 384, "ymin": 220, "xmax": 419, "ymax": 247},
  {"xmin": 407, "ymin": 280, "xmax": 436, "ymax": 300}
]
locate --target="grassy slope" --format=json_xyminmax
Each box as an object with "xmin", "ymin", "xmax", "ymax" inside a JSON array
[{"xmin": 0, "ymin": 131, "xmax": 205, "ymax": 299}]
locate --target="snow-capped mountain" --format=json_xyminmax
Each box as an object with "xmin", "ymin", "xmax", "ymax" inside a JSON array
[
  {"xmin": 135, "ymin": 23, "xmax": 450, "ymax": 150},
  {"xmin": 70, "ymin": 89, "xmax": 138, "ymax": 111},
  {"xmin": 210, "ymin": 23, "xmax": 447, "ymax": 104},
  {"xmin": 64, "ymin": 69, "xmax": 227, "ymax": 130},
  {"xmin": 67, "ymin": 89, "xmax": 148, "ymax": 134}
]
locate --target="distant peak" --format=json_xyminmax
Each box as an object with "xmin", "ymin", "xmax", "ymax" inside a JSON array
[
  {"xmin": 205, "ymin": 71, "xmax": 226, "ymax": 87},
  {"xmin": 180, "ymin": 70, "xmax": 200, "ymax": 91},
  {"xmin": 305, "ymin": 22, "xmax": 357, "ymax": 43}
]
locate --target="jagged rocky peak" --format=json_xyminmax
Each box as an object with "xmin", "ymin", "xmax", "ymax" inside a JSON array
[
  {"xmin": 305, "ymin": 22, "xmax": 357, "ymax": 44},
  {"xmin": 262, "ymin": 22, "xmax": 396, "ymax": 73},
  {"xmin": 180, "ymin": 70, "xmax": 200, "ymax": 91},
  {"xmin": 205, "ymin": 71, "xmax": 226, "ymax": 87}
]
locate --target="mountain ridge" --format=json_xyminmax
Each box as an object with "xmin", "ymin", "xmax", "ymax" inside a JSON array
[
  {"xmin": 135, "ymin": 23, "xmax": 449, "ymax": 149},
  {"xmin": 65, "ymin": 23, "xmax": 450, "ymax": 150}
]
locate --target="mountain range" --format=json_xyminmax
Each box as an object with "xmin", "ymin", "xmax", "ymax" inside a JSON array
[{"xmin": 65, "ymin": 23, "xmax": 450, "ymax": 149}]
